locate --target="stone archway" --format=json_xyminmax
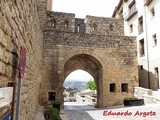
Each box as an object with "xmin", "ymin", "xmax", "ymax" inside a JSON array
[{"xmin": 62, "ymin": 54, "xmax": 103, "ymax": 107}]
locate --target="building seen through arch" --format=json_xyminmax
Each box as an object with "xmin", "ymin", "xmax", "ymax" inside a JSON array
[{"xmin": 63, "ymin": 70, "xmax": 97, "ymax": 106}]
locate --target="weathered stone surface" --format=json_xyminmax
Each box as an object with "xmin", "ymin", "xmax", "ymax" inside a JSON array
[
  {"xmin": 41, "ymin": 11, "xmax": 139, "ymax": 108},
  {"xmin": 0, "ymin": 0, "xmax": 43, "ymax": 120},
  {"xmin": 1, "ymin": 1, "xmax": 139, "ymax": 120}
]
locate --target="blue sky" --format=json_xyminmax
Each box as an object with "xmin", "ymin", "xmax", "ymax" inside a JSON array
[{"xmin": 53, "ymin": 0, "xmax": 120, "ymax": 18}]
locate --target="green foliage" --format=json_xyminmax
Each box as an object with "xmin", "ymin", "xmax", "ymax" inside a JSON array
[
  {"xmin": 52, "ymin": 101, "xmax": 60, "ymax": 105},
  {"xmin": 86, "ymin": 80, "xmax": 96, "ymax": 90},
  {"xmin": 44, "ymin": 107, "xmax": 61, "ymax": 120},
  {"xmin": 124, "ymin": 96, "xmax": 138, "ymax": 101}
]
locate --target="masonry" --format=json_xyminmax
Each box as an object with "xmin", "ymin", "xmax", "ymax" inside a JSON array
[
  {"xmin": 41, "ymin": 11, "xmax": 139, "ymax": 108},
  {"xmin": 0, "ymin": 0, "xmax": 43, "ymax": 120},
  {"xmin": 0, "ymin": 0, "xmax": 139, "ymax": 120}
]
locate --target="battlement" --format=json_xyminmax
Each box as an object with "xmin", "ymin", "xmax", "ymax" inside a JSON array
[{"xmin": 45, "ymin": 11, "xmax": 124, "ymax": 36}]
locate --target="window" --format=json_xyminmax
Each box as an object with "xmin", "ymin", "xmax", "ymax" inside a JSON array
[
  {"xmin": 129, "ymin": 24, "xmax": 133, "ymax": 33},
  {"xmin": 77, "ymin": 24, "xmax": 80, "ymax": 32},
  {"xmin": 155, "ymin": 67, "xmax": 159, "ymax": 78},
  {"xmin": 150, "ymin": 7, "xmax": 155, "ymax": 18},
  {"xmin": 152, "ymin": 34, "xmax": 157, "ymax": 47},
  {"xmin": 51, "ymin": 19, "xmax": 56, "ymax": 28},
  {"xmin": 125, "ymin": 1, "xmax": 137, "ymax": 21},
  {"xmin": 109, "ymin": 24, "xmax": 114, "ymax": 31},
  {"xmin": 48, "ymin": 92, "xmax": 56, "ymax": 101},
  {"xmin": 8, "ymin": 82, "xmax": 14, "ymax": 87},
  {"xmin": 64, "ymin": 20, "xmax": 69, "ymax": 28},
  {"xmin": 144, "ymin": 0, "xmax": 153, "ymax": 6},
  {"xmin": 139, "ymin": 39, "xmax": 145, "ymax": 57},
  {"xmin": 138, "ymin": 16, "xmax": 143, "ymax": 34},
  {"xmin": 121, "ymin": 83, "xmax": 128, "ymax": 92},
  {"xmin": 110, "ymin": 83, "xmax": 116, "ymax": 92},
  {"xmin": 93, "ymin": 23, "xmax": 97, "ymax": 31},
  {"xmin": 119, "ymin": 9, "xmax": 123, "ymax": 18},
  {"xmin": 129, "ymin": 1, "xmax": 136, "ymax": 15}
]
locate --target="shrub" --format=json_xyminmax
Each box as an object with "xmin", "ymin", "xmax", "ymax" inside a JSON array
[
  {"xmin": 52, "ymin": 101, "xmax": 60, "ymax": 111},
  {"xmin": 44, "ymin": 107, "xmax": 61, "ymax": 120},
  {"xmin": 124, "ymin": 96, "xmax": 138, "ymax": 101}
]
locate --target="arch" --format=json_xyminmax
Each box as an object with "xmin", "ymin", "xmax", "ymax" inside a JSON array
[{"xmin": 62, "ymin": 54, "xmax": 103, "ymax": 107}]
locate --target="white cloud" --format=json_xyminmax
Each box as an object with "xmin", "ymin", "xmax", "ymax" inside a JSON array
[
  {"xmin": 65, "ymin": 70, "xmax": 94, "ymax": 81},
  {"xmin": 53, "ymin": 0, "xmax": 120, "ymax": 18}
]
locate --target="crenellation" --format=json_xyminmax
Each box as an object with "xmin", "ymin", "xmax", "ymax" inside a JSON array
[{"xmin": 42, "ymin": 11, "xmax": 138, "ymax": 107}]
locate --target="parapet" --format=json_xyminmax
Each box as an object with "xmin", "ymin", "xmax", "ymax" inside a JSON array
[
  {"xmin": 85, "ymin": 15, "xmax": 124, "ymax": 36},
  {"xmin": 46, "ymin": 11, "xmax": 75, "ymax": 32},
  {"xmin": 45, "ymin": 11, "xmax": 124, "ymax": 36}
]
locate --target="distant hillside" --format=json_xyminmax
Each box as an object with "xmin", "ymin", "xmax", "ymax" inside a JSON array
[{"xmin": 64, "ymin": 80, "xmax": 89, "ymax": 90}]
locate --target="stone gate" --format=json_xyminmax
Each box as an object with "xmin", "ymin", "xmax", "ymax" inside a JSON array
[{"xmin": 41, "ymin": 11, "xmax": 139, "ymax": 107}]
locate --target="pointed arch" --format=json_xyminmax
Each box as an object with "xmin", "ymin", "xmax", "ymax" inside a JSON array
[{"xmin": 63, "ymin": 54, "xmax": 103, "ymax": 107}]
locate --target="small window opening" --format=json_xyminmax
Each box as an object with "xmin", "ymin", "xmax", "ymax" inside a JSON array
[
  {"xmin": 129, "ymin": 24, "xmax": 133, "ymax": 33},
  {"xmin": 139, "ymin": 39, "xmax": 145, "ymax": 57},
  {"xmin": 150, "ymin": 7, "xmax": 155, "ymax": 18},
  {"xmin": 77, "ymin": 24, "xmax": 80, "ymax": 32},
  {"xmin": 109, "ymin": 24, "xmax": 114, "ymax": 31},
  {"xmin": 138, "ymin": 16, "xmax": 143, "ymax": 34},
  {"xmin": 121, "ymin": 83, "xmax": 128, "ymax": 92},
  {"xmin": 110, "ymin": 83, "xmax": 116, "ymax": 92},
  {"xmin": 155, "ymin": 67, "xmax": 159, "ymax": 77},
  {"xmin": 93, "ymin": 23, "xmax": 97, "ymax": 31},
  {"xmin": 48, "ymin": 92, "xmax": 56, "ymax": 101},
  {"xmin": 140, "ymin": 65, "xmax": 143, "ymax": 70},
  {"xmin": 51, "ymin": 19, "xmax": 56, "ymax": 28},
  {"xmin": 152, "ymin": 34, "xmax": 157, "ymax": 47},
  {"xmin": 64, "ymin": 20, "xmax": 69, "ymax": 28}
]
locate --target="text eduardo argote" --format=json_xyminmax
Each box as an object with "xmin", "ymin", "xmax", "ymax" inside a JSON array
[{"xmin": 103, "ymin": 110, "xmax": 156, "ymax": 117}]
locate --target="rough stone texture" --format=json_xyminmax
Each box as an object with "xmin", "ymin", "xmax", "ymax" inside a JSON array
[
  {"xmin": 41, "ymin": 11, "xmax": 139, "ymax": 108},
  {"xmin": 0, "ymin": 0, "xmax": 43, "ymax": 120},
  {"xmin": 85, "ymin": 15, "xmax": 124, "ymax": 36},
  {"xmin": 1, "ymin": 1, "xmax": 139, "ymax": 119},
  {"xmin": 45, "ymin": 11, "xmax": 75, "ymax": 32},
  {"xmin": 38, "ymin": 0, "xmax": 47, "ymax": 30}
]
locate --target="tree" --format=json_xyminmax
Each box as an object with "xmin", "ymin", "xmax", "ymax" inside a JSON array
[{"xmin": 86, "ymin": 80, "xmax": 96, "ymax": 90}]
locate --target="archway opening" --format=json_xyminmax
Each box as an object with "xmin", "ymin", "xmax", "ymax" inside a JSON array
[
  {"xmin": 63, "ymin": 69, "xmax": 97, "ymax": 106},
  {"xmin": 61, "ymin": 54, "xmax": 103, "ymax": 108}
]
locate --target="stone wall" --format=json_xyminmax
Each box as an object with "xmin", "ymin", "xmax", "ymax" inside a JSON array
[
  {"xmin": 85, "ymin": 15, "xmax": 124, "ymax": 36},
  {"xmin": 0, "ymin": 0, "xmax": 43, "ymax": 120},
  {"xmin": 138, "ymin": 57, "xmax": 160, "ymax": 90},
  {"xmin": 38, "ymin": 0, "xmax": 47, "ymax": 30},
  {"xmin": 42, "ymin": 28, "xmax": 138, "ymax": 107},
  {"xmin": 45, "ymin": 11, "xmax": 75, "ymax": 32}
]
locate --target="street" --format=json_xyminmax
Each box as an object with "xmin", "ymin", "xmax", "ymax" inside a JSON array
[{"xmin": 62, "ymin": 102, "xmax": 160, "ymax": 120}]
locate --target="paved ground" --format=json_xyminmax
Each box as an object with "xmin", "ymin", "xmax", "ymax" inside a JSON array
[
  {"xmin": 34, "ymin": 106, "xmax": 45, "ymax": 120},
  {"xmin": 62, "ymin": 102, "xmax": 160, "ymax": 120}
]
